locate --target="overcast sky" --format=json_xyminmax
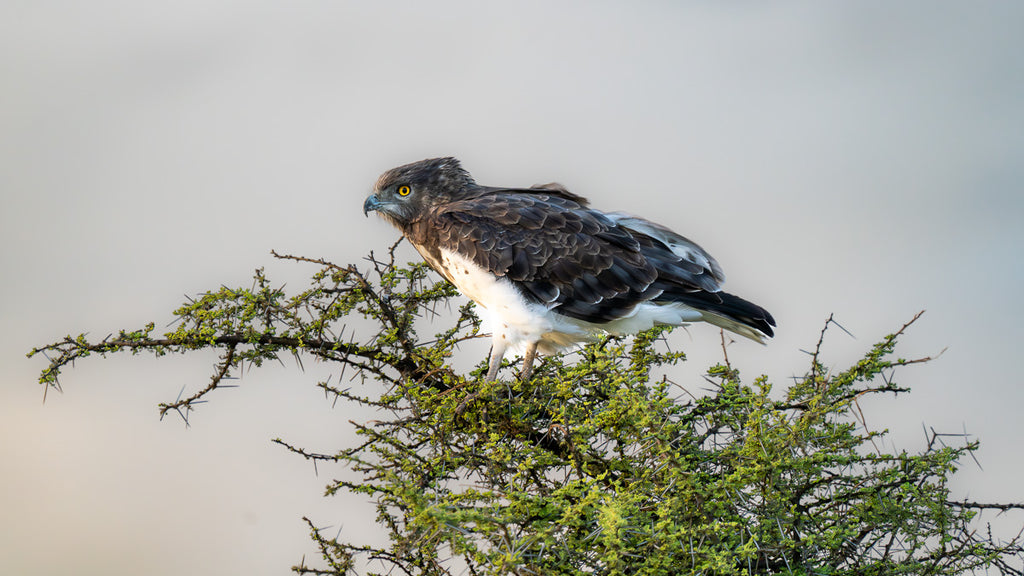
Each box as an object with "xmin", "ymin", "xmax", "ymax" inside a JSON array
[{"xmin": 3, "ymin": 2, "xmax": 1023, "ymax": 575}]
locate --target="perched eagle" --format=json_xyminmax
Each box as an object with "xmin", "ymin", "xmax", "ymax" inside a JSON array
[{"xmin": 363, "ymin": 157, "xmax": 775, "ymax": 381}]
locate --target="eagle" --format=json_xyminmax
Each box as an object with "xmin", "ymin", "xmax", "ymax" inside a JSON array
[{"xmin": 363, "ymin": 157, "xmax": 775, "ymax": 381}]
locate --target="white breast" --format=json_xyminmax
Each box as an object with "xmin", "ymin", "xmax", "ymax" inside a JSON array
[
  {"xmin": 413, "ymin": 245, "xmax": 710, "ymax": 356},
  {"xmin": 414, "ymin": 246, "xmax": 589, "ymax": 354}
]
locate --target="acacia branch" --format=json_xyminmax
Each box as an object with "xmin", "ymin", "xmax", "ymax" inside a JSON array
[
  {"xmin": 159, "ymin": 342, "xmax": 237, "ymax": 422},
  {"xmin": 28, "ymin": 250, "xmax": 1024, "ymax": 575},
  {"xmin": 949, "ymin": 501, "xmax": 1024, "ymax": 513},
  {"xmin": 271, "ymin": 249, "xmax": 348, "ymax": 271}
]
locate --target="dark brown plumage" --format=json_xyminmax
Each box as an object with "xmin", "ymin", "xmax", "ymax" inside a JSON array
[{"xmin": 364, "ymin": 157, "xmax": 775, "ymax": 380}]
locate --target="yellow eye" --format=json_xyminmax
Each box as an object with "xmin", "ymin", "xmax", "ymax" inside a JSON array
[{"xmin": 397, "ymin": 185, "xmax": 411, "ymax": 196}]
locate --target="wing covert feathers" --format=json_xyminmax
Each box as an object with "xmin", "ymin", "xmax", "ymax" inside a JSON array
[{"xmin": 406, "ymin": 188, "xmax": 775, "ymax": 341}]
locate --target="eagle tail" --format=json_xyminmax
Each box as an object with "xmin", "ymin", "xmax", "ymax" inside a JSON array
[{"xmin": 664, "ymin": 290, "xmax": 776, "ymax": 344}]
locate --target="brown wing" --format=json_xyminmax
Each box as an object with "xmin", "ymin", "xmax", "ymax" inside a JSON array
[{"xmin": 407, "ymin": 190, "xmax": 723, "ymax": 323}]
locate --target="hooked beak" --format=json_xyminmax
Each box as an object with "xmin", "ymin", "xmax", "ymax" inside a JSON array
[{"xmin": 363, "ymin": 194, "xmax": 382, "ymax": 217}]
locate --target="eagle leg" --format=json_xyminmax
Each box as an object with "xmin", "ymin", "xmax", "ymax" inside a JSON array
[
  {"xmin": 485, "ymin": 341, "xmax": 507, "ymax": 382},
  {"xmin": 519, "ymin": 341, "xmax": 538, "ymax": 381}
]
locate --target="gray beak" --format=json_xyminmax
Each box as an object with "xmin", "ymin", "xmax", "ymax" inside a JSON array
[{"xmin": 363, "ymin": 194, "xmax": 381, "ymax": 216}]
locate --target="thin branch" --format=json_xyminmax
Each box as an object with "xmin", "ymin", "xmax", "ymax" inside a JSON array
[
  {"xmin": 159, "ymin": 341, "xmax": 238, "ymax": 422},
  {"xmin": 948, "ymin": 501, "xmax": 1024, "ymax": 513}
]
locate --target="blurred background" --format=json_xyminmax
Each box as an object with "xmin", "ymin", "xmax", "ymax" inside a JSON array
[{"xmin": 2, "ymin": 2, "xmax": 1022, "ymax": 574}]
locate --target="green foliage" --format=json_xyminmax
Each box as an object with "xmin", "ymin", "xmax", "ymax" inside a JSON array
[{"xmin": 29, "ymin": 248, "xmax": 1024, "ymax": 575}]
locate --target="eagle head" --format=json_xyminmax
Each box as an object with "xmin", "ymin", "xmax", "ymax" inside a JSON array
[{"xmin": 363, "ymin": 157, "xmax": 476, "ymax": 228}]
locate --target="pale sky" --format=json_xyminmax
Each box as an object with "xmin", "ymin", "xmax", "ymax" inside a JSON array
[{"xmin": 3, "ymin": 2, "xmax": 1023, "ymax": 575}]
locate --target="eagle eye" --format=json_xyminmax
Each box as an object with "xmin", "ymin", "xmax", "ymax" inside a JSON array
[{"xmin": 397, "ymin": 185, "xmax": 412, "ymax": 197}]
